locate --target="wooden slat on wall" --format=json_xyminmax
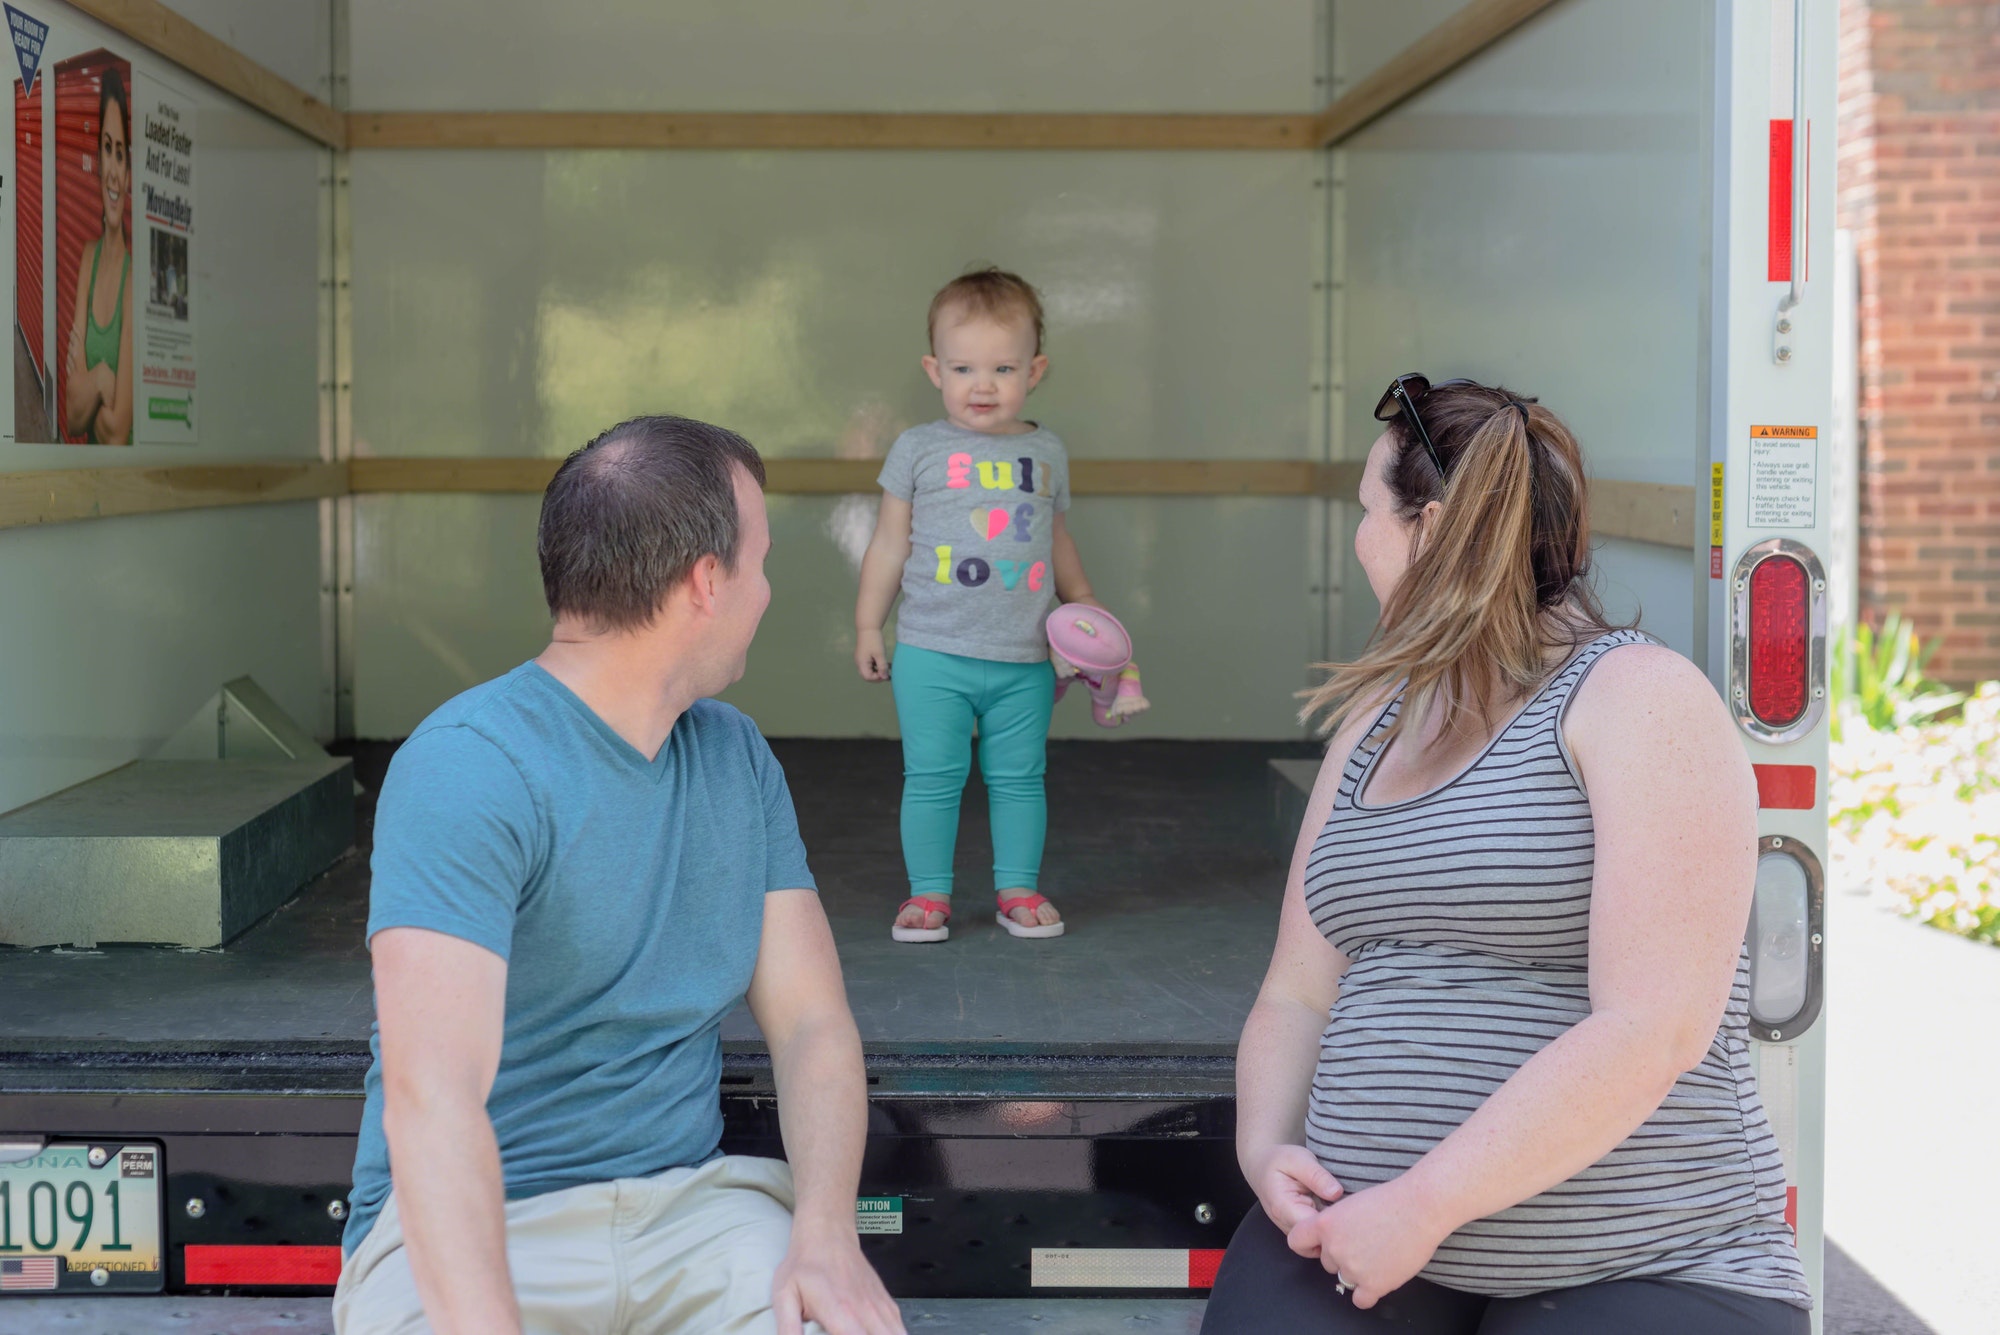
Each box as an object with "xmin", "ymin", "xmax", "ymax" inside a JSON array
[
  {"xmin": 0, "ymin": 461, "xmax": 347, "ymax": 530},
  {"xmin": 2, "ymin": 459, "xmax": 1694, "ymax": 549},
  {"xmin": 348, "ymin": 457, "xmax": 556, "ymax": 494},
  {"xmin": 64, "ymin": 0, "xmax": 346, "ymax": 148},
  {"xmin": 1074, "ymin": 460, "xmax": 1360, "ymax": 496},
  {"xmin": 348, "ymin": 457, "xmax": 1360, "ymax": 498},
  {"xmin": 1315, "ymin": 0, "xmax": 1567, "ymax": 147},
  {"xmin": 1588, "ymin": 479, "xmax": 1695, "ymax": 549},
  {"xmin": 346, "ymin": 112, "xmax": 1319, "ymax": 152}
]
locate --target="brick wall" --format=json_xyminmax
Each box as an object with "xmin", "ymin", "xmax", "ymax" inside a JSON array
[{"xmin": 1839, "ymin": 0, "xmax": 2000, "ymax": 684}]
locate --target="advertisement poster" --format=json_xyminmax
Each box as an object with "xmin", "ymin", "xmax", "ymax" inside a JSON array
[
  {"xmin": 51, "ymin": 47, "xmax": 133, "ymax": 445},
  {"xmin": 5, "ymin": 4, "xmax": 196, "ymax": 446},
  {"xmin": 133, "ymin": 72, "xmax": 192, "ymax": 441}
]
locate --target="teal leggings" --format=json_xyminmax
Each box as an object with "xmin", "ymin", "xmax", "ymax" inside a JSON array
[{"xmin": 890, "ymin": 643, "xmax": 1056, "ymax": 898}]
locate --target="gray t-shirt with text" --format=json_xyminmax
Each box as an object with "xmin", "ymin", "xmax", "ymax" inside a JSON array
[{"xmin": 878, "ymin": 419, "xmax": 1071, "ymax": 663}]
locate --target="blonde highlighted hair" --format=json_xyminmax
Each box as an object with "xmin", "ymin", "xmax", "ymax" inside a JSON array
[{"xmin": 1301, "ymin": 379, "xmax": 1623, "ymax": 743}]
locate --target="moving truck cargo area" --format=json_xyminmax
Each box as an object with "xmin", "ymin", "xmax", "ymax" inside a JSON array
[{"xmin": 0, "ymin": 0, "xmax": 1837, "ymax": 1330}]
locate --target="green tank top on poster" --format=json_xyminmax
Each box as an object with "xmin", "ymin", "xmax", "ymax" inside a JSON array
[{"xmin": 84, "ymin": 237, "xmax": 127, "ymax": 375}]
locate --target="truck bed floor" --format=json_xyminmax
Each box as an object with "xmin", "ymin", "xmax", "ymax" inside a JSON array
[{"xmin": 0, "ymin": 739, "xmax": 1308, "ymax": 1062}]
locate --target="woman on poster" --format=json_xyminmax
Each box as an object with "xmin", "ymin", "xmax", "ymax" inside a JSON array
[{"xmin": 64, "ymin": 68, "xmax": 133, "ymax": 445}]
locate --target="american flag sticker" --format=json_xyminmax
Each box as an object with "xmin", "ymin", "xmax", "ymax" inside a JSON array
[{"xmin": 1, "ymin": 1255, "xmax": 61, "ymax": 1290}]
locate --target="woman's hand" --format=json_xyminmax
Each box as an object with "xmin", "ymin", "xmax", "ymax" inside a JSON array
[
  {"xmin": 855, "ymin": 630, "xmax": 891, "ymax": 682},
  {"xmin": 1248, "ymin": 1144, "xmax": 1343, "ymax": 1238},
  {"xmin": 1285, "ymin": 1177, "xmax": 1452, "ymax": 1310}
]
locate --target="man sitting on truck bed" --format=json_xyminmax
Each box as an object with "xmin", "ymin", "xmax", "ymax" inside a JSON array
[{"xmin": 333, "ymin": 415, "xmax": 904, "ymax": 1335}]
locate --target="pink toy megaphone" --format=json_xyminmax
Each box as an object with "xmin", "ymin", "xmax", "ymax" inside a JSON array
[{"xmin": 1046, "ymin": 604, "xmax": 1150, "ymax": 728}]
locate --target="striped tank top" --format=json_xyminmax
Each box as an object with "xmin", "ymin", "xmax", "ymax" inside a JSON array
[{"xmin": 1303, "ymin": 630, "xmax": 1811, "ymax": 1309}]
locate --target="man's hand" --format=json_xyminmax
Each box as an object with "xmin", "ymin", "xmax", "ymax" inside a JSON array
[
  {"xmin": 1249, "ymin": 1143, "xmax": 1343, "ymax": 1237},
  {"xmin": 855, "ymin": 629, "xmax": 891, "ymax": 682},
  {"xmin": 748, "ymin": 892, "xmax": 900, "ymax": 1335},
  {"xmin": 773, "ymin": 1222, "xmax": 904, "ymax": 1335},
  {"xmin": 1285, "ymin": 1177, "xmax": 1451, "ymax": 1310}
]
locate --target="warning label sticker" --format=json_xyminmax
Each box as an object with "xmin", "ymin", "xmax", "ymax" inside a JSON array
[
  {"xmin": 856, "ymin": 1197, "xmax": 904, "ymax": 1235},
  {"xmin": 1747, "ymin": 425, "xmax": 1818, "ymax": 529}
]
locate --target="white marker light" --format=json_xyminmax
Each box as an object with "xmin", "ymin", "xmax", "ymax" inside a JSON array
[
  {"xmin": 1749, "ymin": 851, "xmax": 1810, "ymax": 1027},
  {"xmin": 1745, "ymin": 836, "xmax": 1824, "ymax": 1042}
]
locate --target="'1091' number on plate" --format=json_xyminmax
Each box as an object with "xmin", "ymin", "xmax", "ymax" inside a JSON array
[
  {"xmin": 0, "ymin": 1177, "xmax": 137, "ymax": 1252},
  {"xmin": 0, "ymin": 1144, "xmax": 163, "ymax": 1294}
]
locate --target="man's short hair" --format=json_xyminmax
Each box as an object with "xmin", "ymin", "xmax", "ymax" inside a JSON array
[
  {"xmin": 538, "ymin": 415, "xmax": 767, "ymax": 632},
  {"xmin": 927, "ymin": 266, "xmax": 1046, "ymax": 355}
]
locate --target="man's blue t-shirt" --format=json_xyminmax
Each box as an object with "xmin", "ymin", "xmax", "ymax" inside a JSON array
[{"xmin": 343, "ymin": 663, "xmax": 816, "ymax": 1254}]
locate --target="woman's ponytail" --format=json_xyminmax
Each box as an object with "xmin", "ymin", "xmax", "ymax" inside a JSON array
[{"xmin": 1301, "ymin": 382, "xmax": 1616, "ymax": 743}]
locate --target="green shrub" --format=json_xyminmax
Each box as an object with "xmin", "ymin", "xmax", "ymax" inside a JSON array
[{"xmin": 1830, "ymin": 613, "xmax": 1963, "ymax": 741}]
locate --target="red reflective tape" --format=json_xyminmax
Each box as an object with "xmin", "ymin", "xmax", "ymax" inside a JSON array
[
  {"xmin": 1710, "ymin": 547, "xmax": 1725, "ymax": 580},
  {"xmin": 1768, "ymin": 119, "xmax": 1794, "ymax": 282},
  {"xmin": 1754, "ymin": 764, "xmax": 1817, "ymax": 810},
  {"xmin": 183, "ymin": 1244, "xmax": 343, "ymax": 1286},
  {"xmin": 1188, "ymin": 1248, "xmax": 1226, "ymax": 1289},
  {"xmin": 1785, "ymin": 1187, "xmax": 1798, "ymax": 1235}
]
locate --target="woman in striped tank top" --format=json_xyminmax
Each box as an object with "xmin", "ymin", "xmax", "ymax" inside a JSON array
[{"xmin": 1202, "ymin": 376, "xmax": 1811, "ymax": 1334}]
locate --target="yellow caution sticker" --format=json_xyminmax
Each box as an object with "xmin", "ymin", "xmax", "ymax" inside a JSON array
[{"xmin": 1710, "ymin": 462, "xmax": 1725, "ymax": 578}]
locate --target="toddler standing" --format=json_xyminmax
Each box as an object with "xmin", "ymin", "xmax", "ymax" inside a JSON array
[{"xmin": 855, "ymin": 268, "xmax": 1102, "ymax": 943}]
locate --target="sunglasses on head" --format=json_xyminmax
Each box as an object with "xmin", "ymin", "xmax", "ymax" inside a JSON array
[
  {"xmin": 1374, "ymin": 373, "xmax": 1471, "ymax": 478},
  {"xmin": 1374, "ymin": 374, "xmax": 1538, "ymax": 479}
]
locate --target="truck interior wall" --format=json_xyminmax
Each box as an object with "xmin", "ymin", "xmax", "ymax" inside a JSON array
[
  {"xmin": 345, "ymin": 0, "xmax": 1331, "ymax": 740},
  {"xmin": 159, "ymin": 0, "xmax": 334, "ymax": 102},
  {"xmin": 0, "ymin": 4, "xmax": 330, "ymax": 815},
  {"xmin": 346, "ymin": 1, "xmax": 1317, "ymax": 114},
  {"xmin": 1331, "ymin": 0, "xmax": 1708, "ymax": 659}
]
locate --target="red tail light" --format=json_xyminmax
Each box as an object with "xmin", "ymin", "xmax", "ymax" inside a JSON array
[
  {"xmin": 1748, "ymin": 555, "xmax": 1809, "ymax": 727},
  {"xmin": 1729, "ymin": 539, "xmax": 1826, "ymax": 744}
]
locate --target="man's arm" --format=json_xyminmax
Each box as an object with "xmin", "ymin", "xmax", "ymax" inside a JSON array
[
  {"xmin": 746, "ymin": 890, "xmax": 904, "ymax": 1335},
  {"xmin": 374, "ymin": 926, "xmax": 519, "ymax": 1335}
]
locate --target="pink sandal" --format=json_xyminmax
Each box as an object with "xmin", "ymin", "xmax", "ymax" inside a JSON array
[
  {"xmin": 892, "ymin": 895, "xmax": 951, "ymax": 944},
  {"xmin": 996, "ymin": 892, "xmax": 1065, "ymax": 939}
]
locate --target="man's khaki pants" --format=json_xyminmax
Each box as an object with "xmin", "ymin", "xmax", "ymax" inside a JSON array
[{"xmin": 333, "ymin": 1155, "xmax": 822, "ymax": 1334}]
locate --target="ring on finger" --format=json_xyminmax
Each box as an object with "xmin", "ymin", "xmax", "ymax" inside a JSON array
[{"xmin": 1335, "ymin": 1272, "xmax": 1354, "ymax": 1297}]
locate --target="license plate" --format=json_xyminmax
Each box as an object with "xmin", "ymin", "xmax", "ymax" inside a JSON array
[{"xmin": 0, "ymin": 1143, "xmax": 163, "ymax": 1293}]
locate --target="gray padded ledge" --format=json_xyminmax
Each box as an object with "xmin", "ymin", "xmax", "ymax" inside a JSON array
[{"xmin": 0, "ymin": 759, "xmax": 355, "ymax": 949}]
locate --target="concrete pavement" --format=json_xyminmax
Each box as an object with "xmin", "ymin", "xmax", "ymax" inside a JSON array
[{"xmin": 1824, "ymin": 887, "xmax": 2000, "ymax": 1335}]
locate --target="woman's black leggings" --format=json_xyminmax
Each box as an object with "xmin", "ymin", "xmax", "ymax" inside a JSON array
[{"xmin": 1201, "ymin": 1208, "xmax": 1811, "ymax": 1335}]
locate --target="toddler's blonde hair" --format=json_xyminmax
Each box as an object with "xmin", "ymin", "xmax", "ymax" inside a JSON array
[{"xmin": 927, "ymin": 267, "xmax": 1045, "ymax": 354}]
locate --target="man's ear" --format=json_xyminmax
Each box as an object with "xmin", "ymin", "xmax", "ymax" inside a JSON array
[
  {"xmin": 684, "ymin": 554, "xmax": 724, "ymax": 616},
  {"xmin": 921, "ymin": 355, "xmax": 944, "ymax": 390}
]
